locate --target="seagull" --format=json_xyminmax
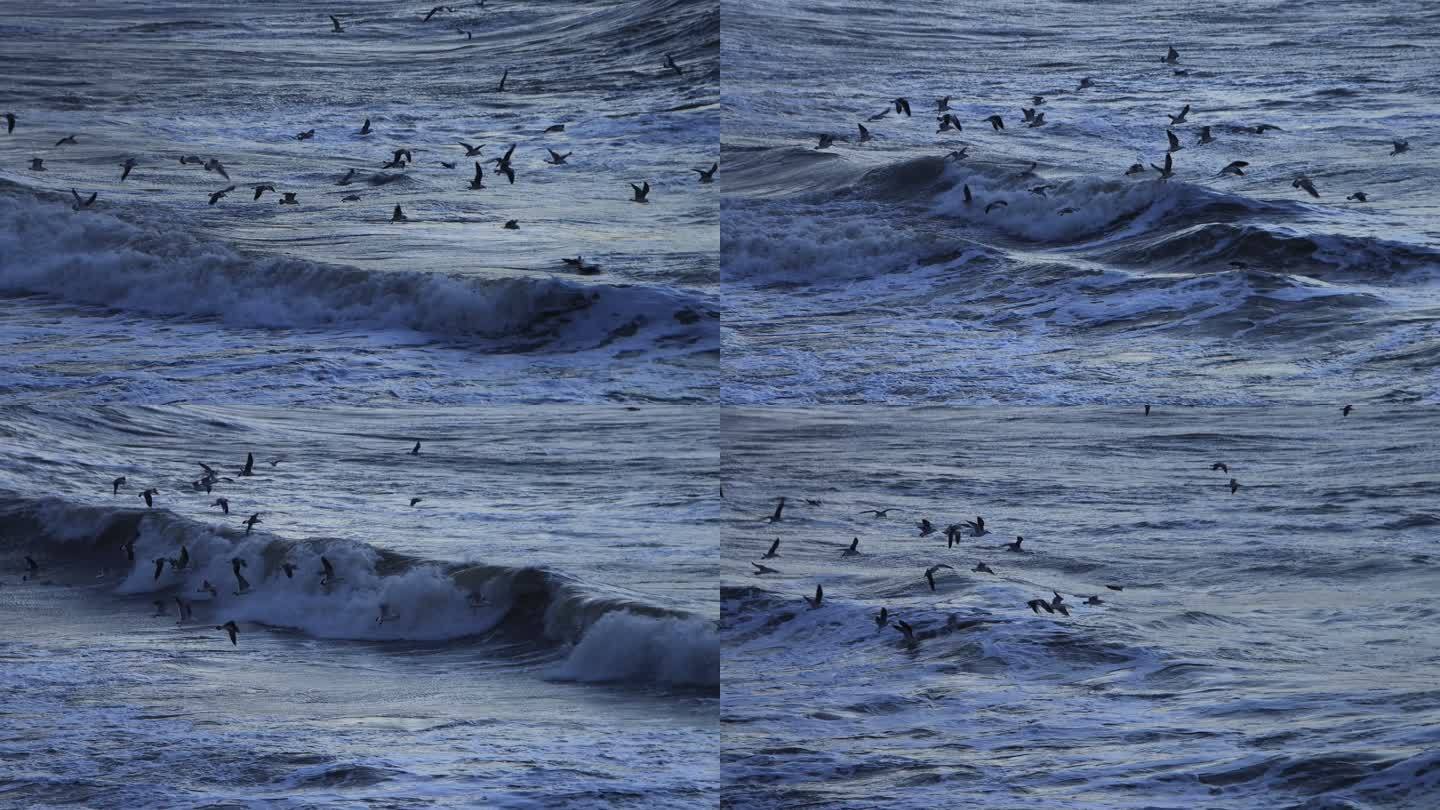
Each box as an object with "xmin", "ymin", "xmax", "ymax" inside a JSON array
[
  {"xmin": 391, "ymin": 204, "xmax": 408, "ymax": 222},
  {"xmin": 841, "ymin": 537, "xmax": 860, "ymax": 557},
  {"xmin": 199, "ymin": 580, "xmax": 218, "ymax": 598},
  {"xmin": 544, "ymin": 124, "xmax": 566, "ymax": 133},
  {"xmin": 1162, "ymin": 45, "xmax": 1180, "ymax": 64},
  {"xmin": 1391, "ymin": 140, "xmax": 1409, "ymax": 156},
  {"xmin": 55, "ymin": 134, "xmax": 77, "ymax": 147},
  {"xmin": 917, "ymin": 518, "xmax": 934, "ymax": 536},
  {"xmin": 29, "ymin": 157, "xmax": 45, "ymax": 171},
  {"xmin": 1125, "ymin": 162, "xmax": 1146, "ymax": 175},
  {"xmin": 1212, "ymin": 462, "xmax": 1229, "ymax": 473},
  {"xmin": 243, "ymin": 513, "xmax": 262, "ymax": 534},
  {"xmin": 336, "ymin": 169, "xmax": 355, "ymax": 185},
  {"xmin": 894, "ymin": 97, "xmax": 911, "ymax": 117},
  {"xmin": 936, "ymin": 96, "xmax": 951, "ymax": 112},
  {"xmin": 985, "ymin": 200, "xmax": 1008, "ymax": 213},
  {"xmin": 217, "ymin": 620, "xmax": 239, "ymax": 645},
  {"xmin": 409, "ymin": 497, "xmax": 423, "ymax": 507},
  {"xmin": 1292, "ymin": 176, "xmax": 1320, "ymax": 198},
  {"xmin": 1026, "ymin": 111, "xmax": 1045, "ymax": 127},
  {"xmin": 1032, "ymin": 95, "xmax": 1045, "ymax": 106},
  {"xmin": 1342, "ymin": 404, "xmax": 1354, "ymax": 417},
  {"xmin": 751, "ymin": 562, "xmax": 780, "ymax": 575},
  {"xmin": 937, "ymin": 113, "xmax": 962, "ymax": 133},
  {"xmin": 1229, "ymin": 478, "xmax": 1240, "ymax": 494},
  {"xmin": 458, "ymin": 141, "xmax": 485, "ymax": 156},
  {"xmin": 892, "ymin": 620, "xmax": 916, "ymax": 642},
  {"xmin": 631, "ymin": 181, "xmax": 650, "ymax": 202},
  {"xmin": 963, "ymin": 517, "xmax": 987, "ymax": 537},
  {"xmin": 468, "ymin": 162, "xmax": 486, "ymax": 189},
  {"xmin": 320, "ymin": 556, "xmax": 335, "ymax": 585},
  {"xmin": 209, "ymin": 186, "xmax": 236, "ymax": 205},
  {"xmin": 330, "ymin": 15, "xmax": 344, "ymax": 32},
  {"xmin": 803, "ymin": 584, "xmax": 823, "ymax": 609},
  {"xmin": 410, "ymin": 440, "xmax": 421, "ymax": 455},
  {"xmin": 544, "ymin": 149, "xmax": 571, "ymax": 165},
  {"xmin": 948, "ymin": 148, "xmax": 970, "ymax": 162},
  {"xmin": 504, "ymin": 219, "xmax": 520, "ymax": 230},
  {"xmin": 664, "ymin": 54, "xmax": 682, "ymax": 76},
  {"xmin": 924, "ymin": 564, "xmax": 955, "ymax": 591},
  {"xmin": 973, "ymin": 561, "xmax": 995, "ymax": 574},
  {"xmin": 1167, "ymin": 130, "xmax": 1183, "ymax": 152},
  {"xmin": 1085, "ymin": 595, "xmax": 1104, "ymax": 606},
  {"xmin": 119, "ymin": 158, "xmax": 138, "ymax": 181},
  {"xmin": 1218, "ymin": 160, "xmax": 1248, "ymax": 176},
  {"xmin": 140, "ymin": 488, "xmax": 159, "ymax": 507},
  {"xmin": 112, "ymin": 476, "xmax": 126, "ymax": 495},
  {"xmin": 1106, "ymin": 584, "xmax": 1125, "ymax": 591},
  {"xmin": 816, "ymin": 133, "xmax": 835, "ymax": 150},
  {"xmin": 492, "ymin": 144, "xmax": 516, "ymax": 183},
  {"xmin": 1252, "ymin": 123, "xmax": 1283, "ymax": 134},
  {"xmin": 765, "ymin": 498, "xmax": 785, "ymax": 523},
  {"xmin": 359, "ymin": 118, "xmax": 371, "ymax": 135},
  {"xmin": 1021, "ymin": 107, "xmax": 1036, "ymax": 123},
  {"xmin": 875, "ymin": 606, "xmax": 889, "ymax": 629},
  {"xmin": 252, "ymin": 184, "xmax": 275, "ymax": 200},
  {"xmin": 1005, "ymin": 536, "xmax": 1025, "ymax": 552},
  {"xmin": 203, "ymin": 158, "xmax": 229, "ymax": 179},
  {"xmin": 1152, "ymin": 152, "xmax": 1174, "ymax": 180},
  {"xmin": 1197, "ymin": 126, "xmax": 1215, "ymax": 145},
  {"xmin": 3, "ymin": 112, "xmax": 13, "ymax": 133},
  {"xmin": 1077, "ymin": 77, "xmax": 1095, "ymax": 90},
  {"xmin": 1168, "ymin": 104, "xmax": 1190, "ymax": 125},
  {"xmin": 342, "ymin": 194, "xmax": 361, "ymax": 202},
  {"xmin": 761, "ymin": 537, "xmax": 780, "ymax": 559},
  {"xmin": 985, "ymin": 115, "xmax": 1005, "ymax": 131},
  {"xmin": 1347, "ymin": 192, "xmax": 1368, "ymax": 202},
  {"xmin": 278, "ymin": 192, "xmax": 298, "ymax": 205},
  {"xmin": 696, "ymin": 162, "xmax": 718, "ymax": 182},
  {"xmin": 295, "ymin": 129, "xmax": 315, "ymax": 141},
  {"xmin": 22, "ymin": 556, "xmax": 39, "ymax": 580},
  {"xmin": 423, "ymin": 5, "xmax": 447, "ymax": 21},
  {"xmin": 858, "ymin": 509, "xmax": 891, "ymax": 517},
  {"xmin": 495, "ymin": 68, "xmax": 509, "ymax": 92},
  {"xmin": 1027, "ymin": 598, "xmax": 1055, "ymax": 615}
]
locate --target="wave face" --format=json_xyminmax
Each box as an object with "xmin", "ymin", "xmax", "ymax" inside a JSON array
[
  {"xmin": 0, "ymin": 186, "xmax": 716, "ymax": 351},
  {"xmin": 721, "ymin": 407, "xmax": 1440, "ymax": 809},
  {"xmin": 720, "ymin": 0, "xmax": 1440, "ymax": 406},
  {"xmin": 1, "ymin": 492, "xmax": 717, "ymax": 689}
]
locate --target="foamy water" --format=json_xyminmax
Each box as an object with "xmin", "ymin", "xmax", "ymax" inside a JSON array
[{"xmin": 0, "ymin": 405, "xmax": 717, "ymax": 806}]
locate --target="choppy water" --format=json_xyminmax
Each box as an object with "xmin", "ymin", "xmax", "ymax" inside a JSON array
[
  {"xmin": 0, "ymin": 405, "xmax": 718, "ymax": 806},
  {"xmin": 721, "ymin": 407, "xmax": 1440, "ymax": 808},
  {"xmin": 722, "ymin": 0, "xmax": 1440, "ymax": 405},
  {"xmin": 0, "ymin": 0, "xmax": 719, "ymax": 404}
]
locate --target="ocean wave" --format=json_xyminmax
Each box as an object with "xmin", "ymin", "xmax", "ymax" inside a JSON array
[
  {"xmin": 0, "ymin": 493, "xmax": 716, "ymax": 690},
  {"xmin": 0, "ymin": 186, "xmax": 716, "ymax": 351}
]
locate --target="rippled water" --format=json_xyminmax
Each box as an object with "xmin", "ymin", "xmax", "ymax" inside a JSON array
[
  {"xmin": 722, "ymin": 407, "xmax": 1440, "ymax": 809},
  {"xmin": 0, "ymin": 405, "xmax": 717, "ymax": 806},
  {"xmin": 722, "ymin": 0, "xmax": 1440, "ymax": 405},
  {"xmin": 0, "ymin": 0, "xmax": 719, "ymax": 404}
]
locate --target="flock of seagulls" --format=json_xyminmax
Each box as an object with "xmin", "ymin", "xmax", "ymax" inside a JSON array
[
  {"xmin": 810, "ymin": 44, "xmax": 1414, "ymax": 213},
  {"xmin": 2, "ymin": 6, "xmax": 716, "ymax": 278},
  {"xmin": 11, "ymin": 440, "xmax": 460, "ymax": 647},
  {"xmin": 742, "ymin": 406, "xmax": 1361, "ymax": 646}
]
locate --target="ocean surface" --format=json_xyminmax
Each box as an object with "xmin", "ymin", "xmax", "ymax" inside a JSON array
[
  {"xmin": 0, "ymin": 405, "xmax": 718, "ymax": 807},
  {"xmin": 722, "ymin": 0, "xmax": 1440, "ymax": 405},
  {"xmin": 0, "ymin": 0, "xmax": 719, "ymax": 405},
  {"xmin": 722, "ymin": 407, "xmax": 1440, "ymax": 809}
]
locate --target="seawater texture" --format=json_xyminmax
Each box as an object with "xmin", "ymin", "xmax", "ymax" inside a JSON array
[
  {"xmin": 722, "ymin": 406, "xmax": 1440, "ymax": 809},
  {"xmin": 722, "ymin": 0, "xmax": 1440, "ymax": 405},
  {"xmin": 0, "ymin": 0, "xmax": 719, "ymax": 404},
  {"xmin": 0, "ymin": 405, "xmax": 718, "ymax": 807}
]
